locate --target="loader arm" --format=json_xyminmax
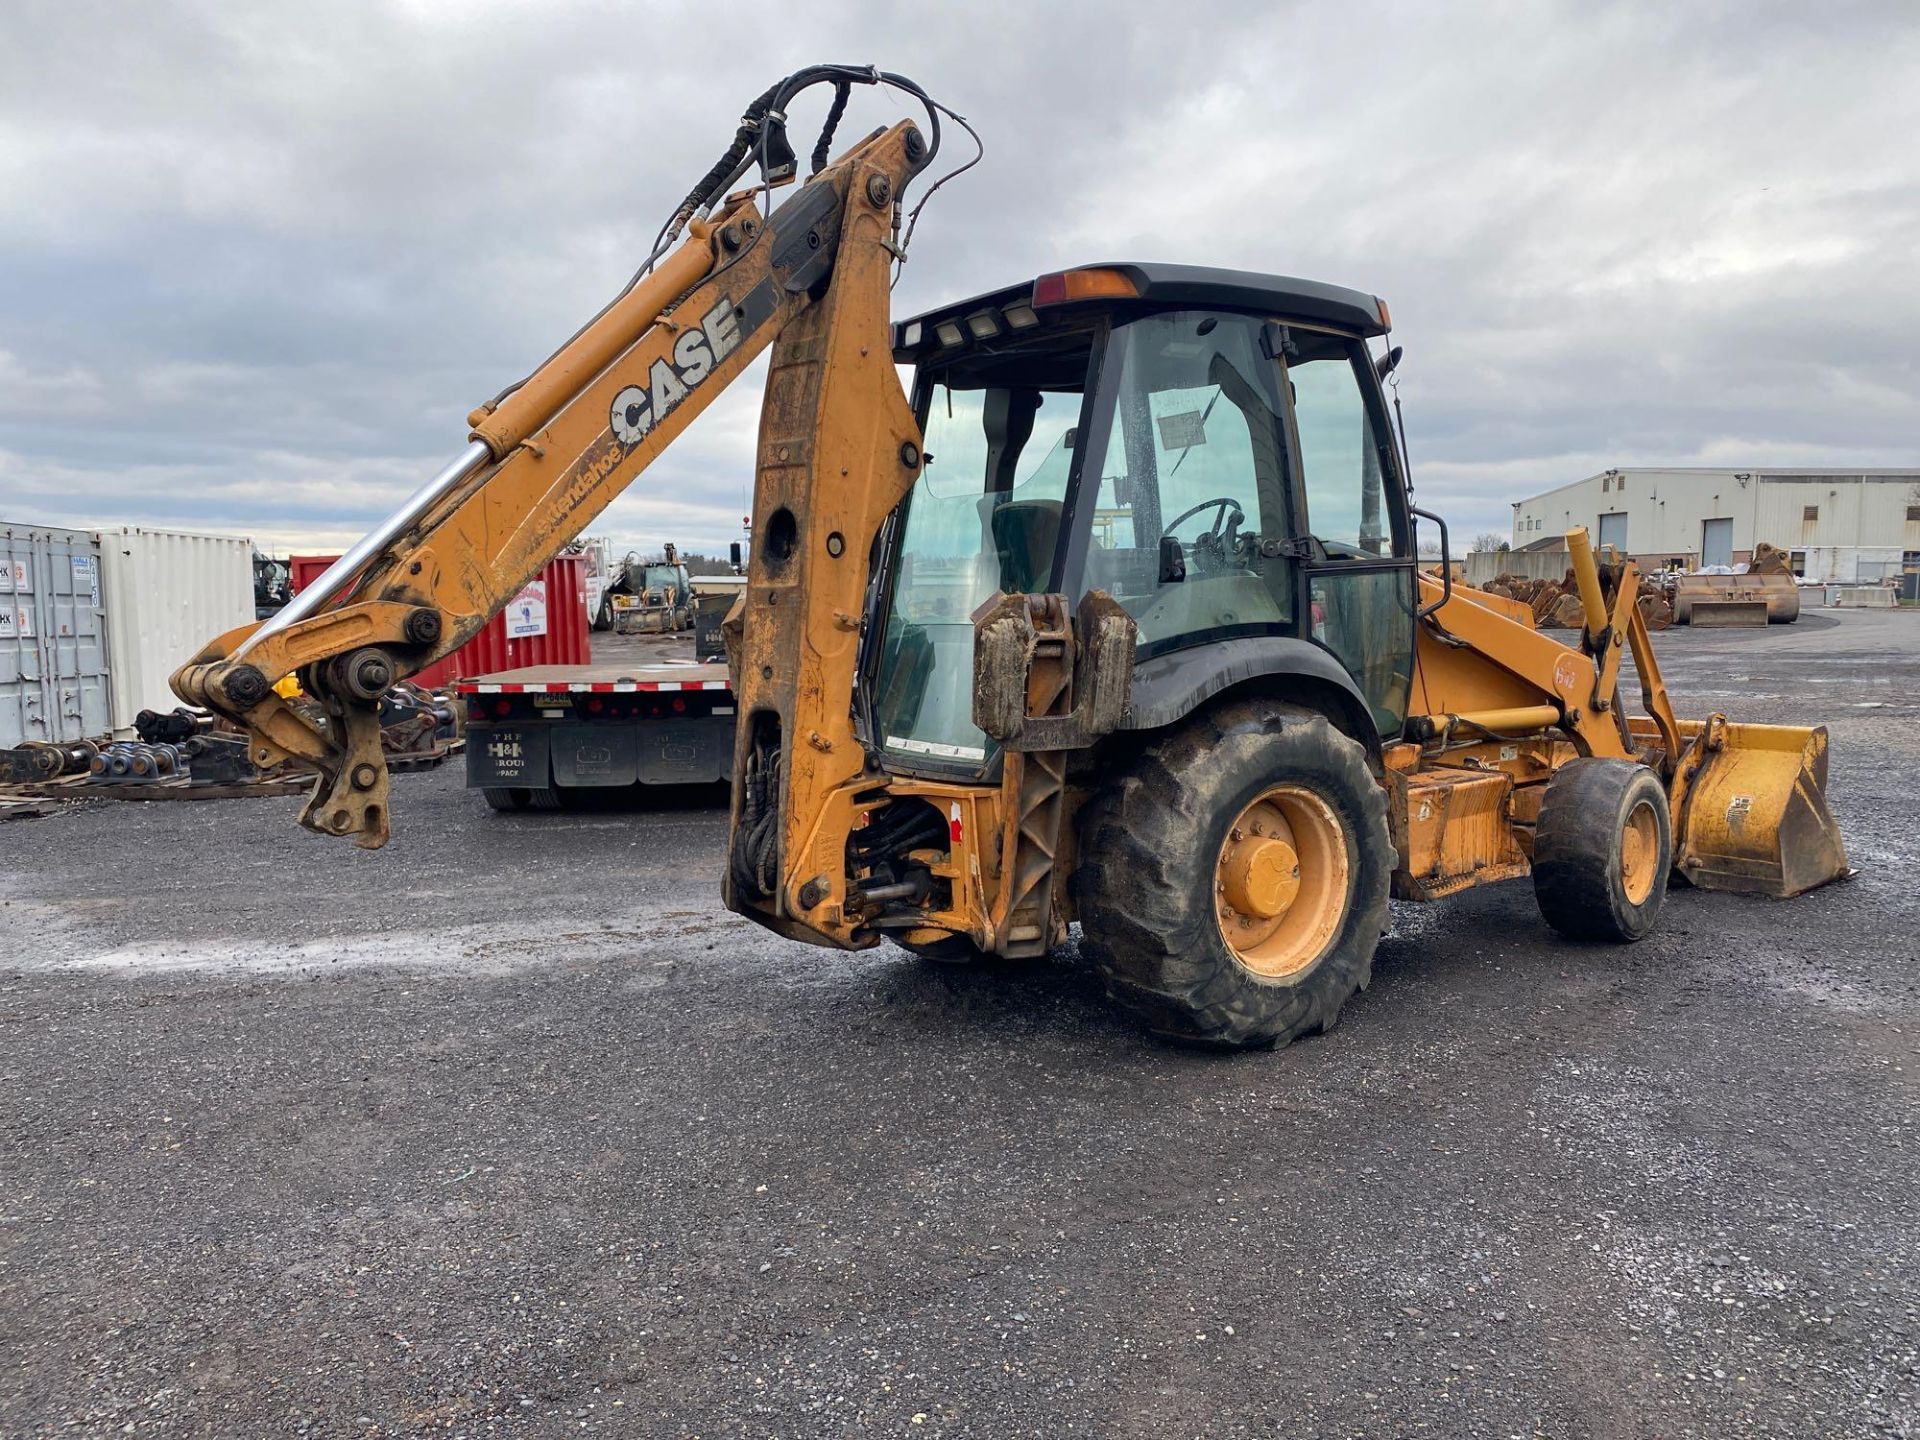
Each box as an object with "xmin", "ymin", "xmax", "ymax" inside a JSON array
[
  {"xmin": 173, "ymin": 71, "xmax": 938, "ymax": 848},
  {"xmin": 1410, "ymin": 529, "xmax": 1844, "ymax": 897},
  {"xmin": 1412, "ymin": 528, "xmax": 1678, "ymax": 764}
]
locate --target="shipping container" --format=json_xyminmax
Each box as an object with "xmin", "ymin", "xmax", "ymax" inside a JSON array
[
  {"xmin": 290, "ymin": 552, "xmax": 590, "ymax": 689},
  {"xmin": 0, "ymin": 524, "xmax": 110, "ymax": 747},
  {"xmin": 97, "ymin": 526, "xmax": 255, "ymax": 738}
]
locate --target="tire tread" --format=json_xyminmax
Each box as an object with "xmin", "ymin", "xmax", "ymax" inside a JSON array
[{"xmin": 1075, "ymin": 701, "xmax": 1392, "ymax": 1048}]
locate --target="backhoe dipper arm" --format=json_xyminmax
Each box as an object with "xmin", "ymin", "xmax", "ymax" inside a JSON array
[{"xmin": 172, "ymin": 71, "xmax": 936, "ymax": 848}]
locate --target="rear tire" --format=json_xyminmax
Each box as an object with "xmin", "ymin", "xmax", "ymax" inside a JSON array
[
  {"xmin": 482, "ymin": 787, "xmax": 528, "ymax": 812},
  {"xmin": 526, "ymin": 787, "xmax": 566, "ymax": 812},
  {"xmin": 1075, "ymin": 700, "xmax": 1392, "ymax": 1049},
  {"xmin": 1532, "ymin": 758, "xmax": 1671, "ymax": 941}
]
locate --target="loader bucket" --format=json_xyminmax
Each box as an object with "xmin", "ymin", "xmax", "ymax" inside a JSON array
[
  {"xmin": 1672, "ymin": 718, "xmax": 1848, "ymax": 897},
  {"xmin": 1673, "ymin": 571, "xmax": 1800, "ymax": 624},
  {"xmin": 1687, "ymin": 599, "xmax": 1769, "ymax": 628}
]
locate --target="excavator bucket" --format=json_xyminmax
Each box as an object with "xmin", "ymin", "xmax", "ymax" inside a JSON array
[{"xmin": 1672, "ymin": 718, "xmax": 1849, "ymax": 897}]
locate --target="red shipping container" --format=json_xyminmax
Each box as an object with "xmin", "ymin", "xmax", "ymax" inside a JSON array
[{"xmin": 288, "ymin": 553, "xmax": 590, "ymax": 689}]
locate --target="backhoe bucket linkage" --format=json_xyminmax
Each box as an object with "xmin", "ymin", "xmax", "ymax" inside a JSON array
[{"xmin": 1665, "ymin": 716, "xmax": 1849, "ymax": 899}]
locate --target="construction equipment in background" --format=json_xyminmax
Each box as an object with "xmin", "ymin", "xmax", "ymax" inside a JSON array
[
  {"xmin": 607, "ymin": 543, "xmax": 695, "ymax": 634},
  {"xmin": 1672, "ymin": 541, "xmax": 1802, "ymax": 626},
  {"xmin": 252, "ymin": 553, "xmax": 292, "ymax": 620},
  {"xmin": 570, "ymin": 536, "xmax": 619, "ymax": 631},
  {"xmin": 173, "ymin": 65, "xmax": 1850, "ymax": 1047}
]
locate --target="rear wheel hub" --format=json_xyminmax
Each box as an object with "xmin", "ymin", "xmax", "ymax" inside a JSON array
[{"xmin": 1216, "ymin": 785, "xmax": 1350, "ymax": 979}]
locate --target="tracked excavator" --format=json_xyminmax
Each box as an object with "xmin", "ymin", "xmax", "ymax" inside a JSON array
[{"xmin": 175, "ymin": 67, "xmax": 1849, "ymax": 1047}]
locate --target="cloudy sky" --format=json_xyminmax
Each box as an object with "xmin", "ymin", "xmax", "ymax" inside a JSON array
[{"xmin": 2, "ymin": 1, "xmax": 1914, "ymax": 557}]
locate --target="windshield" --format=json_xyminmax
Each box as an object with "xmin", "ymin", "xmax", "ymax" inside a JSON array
[{"xmin": 871, "ymin": 349, "xmax": 1093, "ymax": 769}]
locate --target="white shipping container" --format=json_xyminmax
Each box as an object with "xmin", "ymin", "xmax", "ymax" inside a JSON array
[{"xmin": 97, "ymin": 526, "xmax": 254, "ymax": 737}]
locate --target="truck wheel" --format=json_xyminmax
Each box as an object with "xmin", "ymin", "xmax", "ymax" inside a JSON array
[
  {"xmin": 482, "ymin": 787, "xmax": 529, "ymax": 812},
  {"xmin": 594, "ymin": 597, "xmax": 613, "ymax": 631},
  {"xmin": 1075, "ymin": 699, "xmax": 1392, "ymax": 1049},
  {"xmin": 1532, "ymin": 758, "xmax": 1670, "ymax": 941},
  {"xmin": 526, "ymin": 787, "xmax": 566, "ymax": 812}
]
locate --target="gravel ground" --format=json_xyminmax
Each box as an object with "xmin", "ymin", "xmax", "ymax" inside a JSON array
[{"xmin": 2, "ymin": 610, "xmax": 1916, "ymax": 1438}]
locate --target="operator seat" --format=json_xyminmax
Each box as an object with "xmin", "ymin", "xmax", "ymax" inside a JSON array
[{"xmin": 980, "ymin": 495, "xmax": 1062, "ymax": 594}]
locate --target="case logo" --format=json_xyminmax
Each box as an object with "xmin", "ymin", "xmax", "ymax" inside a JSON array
[{"xmin": 609, "ymin": 296, "xmax": 743, "ymax": 447}]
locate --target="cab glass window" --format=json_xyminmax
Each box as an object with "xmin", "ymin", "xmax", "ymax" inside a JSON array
[
  {"xmin": 872, "ymin": 343, "xmax": 1092, "ymax": 766},
  {"xmin": 1289, "ymin": 333, "xmax": 1394, "ymax": 559},
  {"xmin": 1079, "ymin": 311, "xmax": 1294, "ymax": 655}
]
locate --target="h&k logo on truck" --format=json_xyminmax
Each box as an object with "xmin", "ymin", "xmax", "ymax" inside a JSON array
[{"xmin": 609, "ymin": 297, "xmax": 742, "ymax": 447}]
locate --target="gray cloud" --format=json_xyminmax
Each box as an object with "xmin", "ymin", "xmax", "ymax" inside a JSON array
[{"xmin": 1, "ymin": 0, "xmax": 1913, "ymax": 554}]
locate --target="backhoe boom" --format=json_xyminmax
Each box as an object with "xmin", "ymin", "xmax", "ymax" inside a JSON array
[{"xmin": 173, "ymin": 98, "xmax": 934, "ymax": 848}]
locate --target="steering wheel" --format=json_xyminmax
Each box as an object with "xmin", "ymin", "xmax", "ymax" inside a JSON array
[{"xmin": 1162, "ymin": 496, "xmax": 1245, "ymax": 545}]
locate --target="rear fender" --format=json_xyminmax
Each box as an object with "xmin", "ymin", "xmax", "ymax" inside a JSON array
[{"xmin": 1122, "ymin": 637, "xmax": 1382, "ymax": 760}]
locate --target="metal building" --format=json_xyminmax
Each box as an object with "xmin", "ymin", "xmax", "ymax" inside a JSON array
[{"xmin": 1508, "ymin": 468, "xmax": 1920, "ymax": 582}]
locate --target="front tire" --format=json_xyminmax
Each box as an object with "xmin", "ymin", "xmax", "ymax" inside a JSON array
[
  {"xmin": 1075, "ymin": 700, "xmax": 1392, "ymax": 1049},
  {"xmin": 1532, "ymin": 758, "xmax": 1670, "ymax": 941}
]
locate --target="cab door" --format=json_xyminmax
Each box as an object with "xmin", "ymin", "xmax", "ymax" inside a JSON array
[{"xmin": 1280, "ymin": 331, "xmax": 1416, "ymax": 738}]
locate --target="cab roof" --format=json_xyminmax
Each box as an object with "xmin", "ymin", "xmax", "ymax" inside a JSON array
[{"xmin": 892, "ymin": 262, "xmax": 1390, "ymax": 363}]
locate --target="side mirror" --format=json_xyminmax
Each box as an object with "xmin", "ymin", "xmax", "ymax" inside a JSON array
[{"xmin": 729, "ymin": 540, "xmax": 743, "ymax": 571}]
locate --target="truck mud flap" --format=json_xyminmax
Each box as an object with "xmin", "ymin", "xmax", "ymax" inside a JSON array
[
  {"xmin": 467, "ymin": 726, "xmax": 550, "ymax": 788},
  {"xmin": 551, "ymin": 725, "xmax": 641, "ymax": 786},
  {"xmin": 631, "ymin": 716, "xmax": 732, "ymax": 784}
]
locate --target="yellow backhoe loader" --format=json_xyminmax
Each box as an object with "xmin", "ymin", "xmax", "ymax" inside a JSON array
[{"xmin": 174, "ymin": 67, "xmax": 1848, "ymax": 1046}]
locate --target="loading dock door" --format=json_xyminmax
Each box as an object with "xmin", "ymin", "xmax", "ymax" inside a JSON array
[
  {"xmin": 1597, "ymin": 512, "xmax": 1629, "ymax": 553},
  {"xmin": 1702, "ymin": 517, "xmax": 1734, "ymax": 568}
]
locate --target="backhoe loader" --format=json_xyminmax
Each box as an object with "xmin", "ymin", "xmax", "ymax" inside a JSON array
[{"xmin": 175, "ymin": 66, "xmax": 1848, "ymax": 1046}]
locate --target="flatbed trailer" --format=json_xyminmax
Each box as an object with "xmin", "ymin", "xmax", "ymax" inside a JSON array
[{"xmin": 456, "ymin": 660, "xmax": 733, "ymax": 810}]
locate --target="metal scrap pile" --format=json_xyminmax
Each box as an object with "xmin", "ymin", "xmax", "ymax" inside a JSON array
[
  {"xmin": 1481, "ymin": 572, "xmax": 1675, "ymax": 631},
  {"xmin": 0, "ymin": 683, "xmax": 462, "ymax": 815}
]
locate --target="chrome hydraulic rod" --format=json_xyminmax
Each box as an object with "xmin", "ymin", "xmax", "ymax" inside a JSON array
[{"xmin": 235, "ymin": 439, "xmax": 492, "ymax": 658}]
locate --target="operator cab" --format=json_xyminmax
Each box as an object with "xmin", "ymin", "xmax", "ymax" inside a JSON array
[{"xmin": 868, "ymin": 263, "xmax": 1418, "ymax": 776}]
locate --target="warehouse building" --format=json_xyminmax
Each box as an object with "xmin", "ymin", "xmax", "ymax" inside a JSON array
[{"xmin": 1508, "ymin": 468, "xmax": 1920, "ymax": 583}]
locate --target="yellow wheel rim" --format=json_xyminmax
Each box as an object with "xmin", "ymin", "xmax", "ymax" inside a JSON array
[
  {"xmin": 1620, "ymin": 798, "xmax": 1660, "ymax": 905},
  {"xmin": 1215, "ymin": 785, "xmax": 1350, "ymax": 979}
]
